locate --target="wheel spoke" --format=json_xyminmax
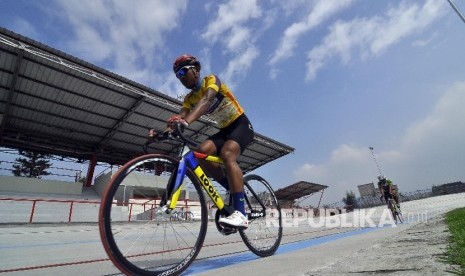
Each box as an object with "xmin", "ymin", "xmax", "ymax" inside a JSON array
[
  {"xmin": 239, "ymin": 174, "xmax": 282, "ymax": 257},
  {"xmin": 99, "ymin": 154, "xmax": 208, "ymax": 275}
]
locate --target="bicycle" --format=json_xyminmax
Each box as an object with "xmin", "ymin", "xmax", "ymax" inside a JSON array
[
  {"xmin": 99, "ymin": 124, "xmax": 283, "ymax": 275},
  {"xmin": 387, "ymin": 198, "xmax": 403, "ymax": 224},
  {"xmin": 170, "ymin": 208, "xmax": 194, "ymax": 221}
]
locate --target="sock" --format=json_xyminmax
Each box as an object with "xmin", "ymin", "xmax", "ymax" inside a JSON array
[
  {"xmin": 232, "ymin": 191, "xmax": 246, "ymax": 215},
  {"xmin": 217, "ymin": 177, "xmax": 229, "ymax": 190}
]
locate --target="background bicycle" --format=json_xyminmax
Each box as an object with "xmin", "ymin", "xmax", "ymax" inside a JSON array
[
  {"xmin": 387, "ymin": 198, "xmax": 403, "ymax": 223},
  {"xmin": 169, "ymin": 208, "xmax": 194, "ymax": 221}
]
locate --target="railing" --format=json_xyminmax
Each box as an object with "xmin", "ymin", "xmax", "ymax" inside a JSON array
[
  {"xmin": 0, "ymin": 197, "xmax": 203, "ymax": 224},
  {"xmin": 0, "ymin": 197, "xmax": 101, "ymax": 223}
]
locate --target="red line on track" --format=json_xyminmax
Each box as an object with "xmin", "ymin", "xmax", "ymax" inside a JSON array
[{"xmin": 0, "ymin": 258, "xmax": 108, "ymax": 273}]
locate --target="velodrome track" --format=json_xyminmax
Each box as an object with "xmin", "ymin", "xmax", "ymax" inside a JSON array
[{"xmin": 0, "ymin": 193, "xmax": 463, "ymax": 275}]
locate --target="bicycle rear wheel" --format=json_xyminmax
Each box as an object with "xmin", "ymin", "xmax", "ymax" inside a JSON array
[
  {"xmin": 394, "ymin": 206, "xmax": 404, "ymax": 223},
  {"xmin": 240, "ymin": 174, "xmax": 282, "ymax": 257},
  {"xmin": 388, "ymin": 200, "xmax": 400, "ymax": 224},
  {"xmin": 99, "ymin": 154, "xmax": 208, "ymax": 276}
]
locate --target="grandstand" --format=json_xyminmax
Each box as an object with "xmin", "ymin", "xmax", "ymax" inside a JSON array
[
  {"xmin": 0, "ymin": 27, "xmax": 304, "ymax": 224},
  {"xmin": 0, "ymin": 26, "xmax": 294, "ymax": 189}
]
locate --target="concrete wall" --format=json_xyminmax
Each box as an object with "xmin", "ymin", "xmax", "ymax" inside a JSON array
[
  {"xmin": 0, "ymin": 172, "xmax": 194, "ymax": 224},
  {"xmin": 93, "ymin": 171, "xmax": 187, "ymax": 197},
  {"xmin": 0, "ymin": 175, "xmax": 83, "ymax": 195},
  {"xmin": 93, "ymin": 171, "xmax": 112, "ymax": 196}
]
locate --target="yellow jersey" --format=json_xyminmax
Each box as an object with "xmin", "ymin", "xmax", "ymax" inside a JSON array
[{"xmin": 182, "ymin": 75, "xmax": 244, "ymax": 128}]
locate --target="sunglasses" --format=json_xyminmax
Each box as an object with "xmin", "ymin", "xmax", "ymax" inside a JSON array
[{"xmin": 175, "ymin": 66, "xmax": 195, "ymax": 78}]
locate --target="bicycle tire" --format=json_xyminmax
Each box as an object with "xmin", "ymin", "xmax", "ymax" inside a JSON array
[
  {"xmin": 169, "ymin": 211, "xmax": 181, "ymax": 221},
  {"xmin": 239, "ymin": 174, "xmax": 282, "ymax": 257},
  {"xmin": 396, "ymin": 212, "xmax": 403, "ymax": 223},
  {"xmin": 186, "ymin": 211, "xmax": 194, "ymax": 221},
  {"xmin": 395, "ymin": 206, "xmax": 404, "ymax": 223},
  {"xmin": 99, "ymin": 154, "xmax": 208, "ymax": 276},
  {"xmin": 387, "ymin": 200, "xmax": 399, "ymax": 224}
]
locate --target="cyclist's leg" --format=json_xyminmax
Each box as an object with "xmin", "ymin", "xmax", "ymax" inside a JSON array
[
  {"xmin": 384, "ymin": 193, "xmax": 394, "ymax": 216},
  {"xmin": 197, "ymin": 139, "xmax": 229, "ymax": 189},
  {"xmin": 220, "ymin": 140, "xmax": 245, "ymax": 214},
  {"xmin": 218, "ymin": 116, "xmax": 254, "ymax": 227},
  {"xmin": 221, "ymin": 115, "xmax": 254, "ymax": 215},
  {"xmin": 197, "ymin": 117, "xmax": 249, "ymax": 192},
  {"xmin": 384, "ymin": 193, "xmax": 390, "ymax": 205},
  {"xmin": 392, "ymin": 193, "xmax": 400, "ymax": 207}
]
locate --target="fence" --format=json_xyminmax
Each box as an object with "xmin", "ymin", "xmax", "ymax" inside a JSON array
[
  {"xmin": 324, "ymin": 188, "xmax": 435, "ymax": 209},
  {"xmin": 0, "ymin": 197, "xmax": 204, "ymax": 224}
]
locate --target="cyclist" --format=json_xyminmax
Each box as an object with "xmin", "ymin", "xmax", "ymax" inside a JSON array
[
  {"xmin": 159, "ymin": 54, "xmax": 254, "ymax": 228},
  {"xmin": 377, "ymin": 175, "xmax": 400, "ymax": 208}
]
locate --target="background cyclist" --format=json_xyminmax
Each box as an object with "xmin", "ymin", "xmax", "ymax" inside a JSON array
[
  {"xmin": 378, "ymin": 175, "xmax": 400, "ymax": 208},
  {"xmin": 162, "ymin": 54, "xmax": 254, "ymax": 229}
]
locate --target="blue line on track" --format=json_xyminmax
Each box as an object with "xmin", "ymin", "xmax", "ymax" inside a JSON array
[{"xmin": 184, "ymin": 227, "xmax": 381, "ymax": 275}]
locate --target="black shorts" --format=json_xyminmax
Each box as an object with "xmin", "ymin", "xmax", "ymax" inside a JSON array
[{"xmin": 208, "ymin": 114, "xmax": 254, "ymax": 154}]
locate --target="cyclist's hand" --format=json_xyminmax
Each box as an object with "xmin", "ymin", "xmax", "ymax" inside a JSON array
[
  {"xmin": 147, "ymin": 129, "xmax": 162, "ymax": 144},
  {"xmin": 167, "ymin": 115, "xmax": 188, "ymax": 131},
  {"xmin": 148, "ymin": 129, "xmax": 157, "ymax": 138}
]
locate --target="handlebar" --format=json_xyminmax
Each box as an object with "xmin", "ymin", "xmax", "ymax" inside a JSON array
[
  {"xmin": 174, "ymin": 122, "xmax": 199, "ymax": 147},
  {"xmin": 143, "ymin": 122, "xmax": 199, "ymax": 153}
]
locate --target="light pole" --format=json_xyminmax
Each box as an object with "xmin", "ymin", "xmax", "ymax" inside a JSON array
[
  {"xmin": 369, "ymin": 146, "xmax": 383, "ymax": 176},
  {"xmin": 448, "ymin": 0, "xmax": 465, "ymax": 24}
]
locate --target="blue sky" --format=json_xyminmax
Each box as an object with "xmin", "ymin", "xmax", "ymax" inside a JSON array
[{"xmin": 1, "ymin": 0, "xmax": 465, "ymax": 205}]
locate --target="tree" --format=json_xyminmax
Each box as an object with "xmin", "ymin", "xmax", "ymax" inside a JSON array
[
  {"xmin": 12, "ymin": 150, "xmax": 52, "ymax": 178},
  {"xmin": 342, "ymin": 190, "xmax": 358, "ymax": 210}
]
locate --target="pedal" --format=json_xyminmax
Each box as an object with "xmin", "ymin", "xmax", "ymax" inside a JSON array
[{"xmin": 219, "ymin": 224, "xmax": 238, "ymax": 236}]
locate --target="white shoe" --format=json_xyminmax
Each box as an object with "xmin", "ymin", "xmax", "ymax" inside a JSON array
[{"xmin": 219, "ymin": 211, "xmax": 249, "ymax": 228}]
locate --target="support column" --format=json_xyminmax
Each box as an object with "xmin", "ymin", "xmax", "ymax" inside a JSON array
[
  {"xmin": 85, "ymin": 154, "xmax": 97, "ymax": 187},
  {"xmin": 316, "ymin": 189, "xmax": 325, "ymax": 209}
]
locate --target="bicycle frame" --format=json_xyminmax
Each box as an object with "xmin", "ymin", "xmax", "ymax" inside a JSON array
[
  {"xmin": 387, "ymin": 198, "xmax": 403, "ymax": 223},
  {"xmin": 387, "ymin": 198, "xmax": 395, "ymax": 212},
  {"xmin": 167, "ymin": 144, "xmax": 226, "ymax": 211}
]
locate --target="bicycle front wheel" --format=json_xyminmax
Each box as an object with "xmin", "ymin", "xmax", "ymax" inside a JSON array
[
  {"xmin": 99, "ymin": 154, "xmax": 208, "ymax": 276},
  {"xmin": 240, "ymin": 174, "xmax": 282, "ymax": 257}
]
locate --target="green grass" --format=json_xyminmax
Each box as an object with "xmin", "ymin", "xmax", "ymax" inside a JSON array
[{"xmin": 444, "ymin": 207, "xmax": 465, "ymax": 275}]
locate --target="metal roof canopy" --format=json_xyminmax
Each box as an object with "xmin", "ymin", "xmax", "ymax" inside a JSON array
[
  {"xmin": 274, "ymin": 181, "xmax": 328, "ymax": 201},
  {"xmin": 0, "ymin": 27, "xmax": 294, "ymax": 173}
]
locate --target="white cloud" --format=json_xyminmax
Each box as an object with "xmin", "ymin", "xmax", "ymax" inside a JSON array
[
  {"xmin": 412, "ymin": 32, "xmax": 437, "ymax": 47},
  {"xmin": 305, "ymin": 0, "xmax": 447, "ymax": 81},
  {"xmin": 202, "ymin": 0, "xmax": 261, "ymax": 44},
  {"xmin": 268, "ymin": 0, "xmax": 355, "ymax": 71},
  {"xmin": 294, "ymin": 81, "xmax": 465, "ymax": 204},
  {"xmin": 52, "ymin": 0, "xmax": 188, "ymax": 83},
  {"xmin": 222, "ymin": 46, "xmax": 259, "ymax": 89},
  {"xmin": 9, "ymin": 18, "xmax": 38, "ymax": 40},
  {"xmin": 224, "ymin": 27, "xmax": 251, "ymax": 52},
  {"xmin": 397, "ymin": 81, "xmax": 465, "ymax": 185},
  {"xmin": 293, "ymin": 147, "xmax": 371, "ymax": 206},
  {"xmin": 201, "ymin": 0, "xmax": 262, "ymax": 84}
]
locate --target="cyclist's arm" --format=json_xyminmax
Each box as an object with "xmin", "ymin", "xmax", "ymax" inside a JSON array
[
  {"xmin": 184, "ymin": 88, "xmax": 216, "ymax": 124},
  {"xmin": 378, "ymin": 185, "xmax": 384, "ymax": 202},
  {"xmin": 178, "ymin": 107, "xmax": 190, "ymax": 119},
  {"xmin": 378, "ymin": 184, "xmax": 383, "ymax": 196},
  {"xmin": 163, "ymin": 107, "xmax": 190, "ymax": 131}
]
